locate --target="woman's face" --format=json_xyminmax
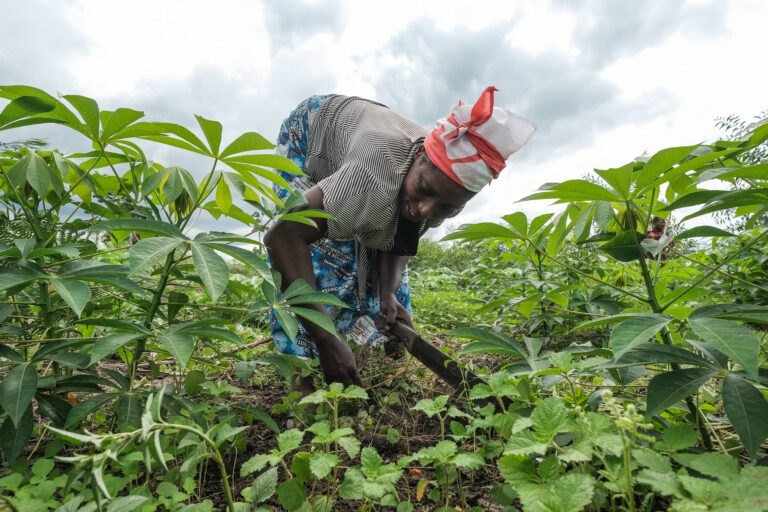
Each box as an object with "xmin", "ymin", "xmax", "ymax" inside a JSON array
[{"xmin": 399, "ymin": 145, "xmax": 475, "ymax": 223}]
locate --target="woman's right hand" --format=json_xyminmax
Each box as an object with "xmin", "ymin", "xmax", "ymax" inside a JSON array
[{"xmin": 316, "ymin": 334, "xmax": 363, "ymax": 387}]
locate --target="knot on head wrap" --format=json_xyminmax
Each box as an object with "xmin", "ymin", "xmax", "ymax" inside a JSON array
[{"xmin": 424, "ymin": 86, "xmax": 536, "ymax": 192}]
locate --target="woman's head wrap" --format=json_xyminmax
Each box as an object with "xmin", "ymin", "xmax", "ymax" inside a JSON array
[{"xmin": 424, "ymin": 86, "xmax": 536, "ymax": 192}]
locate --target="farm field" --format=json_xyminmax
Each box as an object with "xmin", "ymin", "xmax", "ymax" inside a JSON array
[{"xmin": 1, "ymin": 87, "xmax": 767, "ymax": 511}]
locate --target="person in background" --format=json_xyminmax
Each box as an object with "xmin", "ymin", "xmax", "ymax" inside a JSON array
[
  {"xmin": 645, "ymin": 216, "xmax": 674, "ymax": 264},
  {"xmin": 264, "ymin": 87, "xmax": 535, "ymax": 391}
]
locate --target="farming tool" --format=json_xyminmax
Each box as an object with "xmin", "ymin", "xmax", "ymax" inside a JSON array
[{"xmin": 374, "ymin": 313, "xmax": 488, "ymax": 399}]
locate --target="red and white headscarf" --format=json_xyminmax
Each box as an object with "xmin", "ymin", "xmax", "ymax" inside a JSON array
[{"xmin": 424, "ymin": 86, "xmax": 536, "ymax": 192}]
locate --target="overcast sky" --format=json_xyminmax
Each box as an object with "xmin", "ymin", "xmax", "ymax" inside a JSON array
[{"xmin": 1, "ymin": 0, "xmax": 765, "ymax": 238}]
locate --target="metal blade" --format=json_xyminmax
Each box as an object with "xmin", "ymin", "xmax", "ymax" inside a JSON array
[{"xmin": 374, "ymin": 314, "xmax": 484, "ymax": 392}]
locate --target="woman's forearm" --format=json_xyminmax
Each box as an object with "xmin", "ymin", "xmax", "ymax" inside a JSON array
[{"xmin": 380, "ymin": 251, "xmax": 409, "ymax": 297}]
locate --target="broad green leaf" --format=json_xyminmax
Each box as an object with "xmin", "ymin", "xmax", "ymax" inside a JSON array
[
  {"xmin": 688, "ymin": 317, "xmax": 759, "ymax": 378},
  {"xmin": 163, "ymin": 167, "xmax": 184, "ymax": 204},
  {"xmin": 503, "ymin": 212, "xmax": 528, "ymax": 238},
  {"xmin": 93, "ymin": 218, "xmax": 185, "ymax": 238},
  {"xmin": 51, "ymin": 278, "xmax": 91, "ymax": 317},
  {"xmin": 0, "ymin": 270, "xmax": 39, "ymax": 291},
  {"xmin": 516, "ymin": 472, "xmax": 595, "ymax": 512},
  {"xmin": 673, "ymin": 452, "xmax": 739, "ymax": 478},
  {"xmin": 63, "ymin": 95, "xmax": 100, "ymax": 136},
  {"xmin": 100, "ymin": 108, "xmax": 144, "ymax": 141},
  {"xmin": 216, "ymin": 176, "xmax": 232, "ymax": 213},
  {"xmin": 219, "ymin": 132, "xmax": 275, "ymax": 158},
  {"xmin": 116, "ymin": 393, "xmax": 142, "ymax": 431},
  {"xmin": 309, "ymin": 452, "xmax": 339, "ymax": 479},
  {"xmin": 674, "ymin": 226, "xmax": 735, "ymax": 240},
  {"xmin": 159, "ymin": 333, "xmax": 195, "ymax": 368},
  {"xmin": 451, "ymin": 327, "xmax": 526, "ymax": 358},
  {"xmin": 105, "ymin": 495, "xmax": 148, "ymax": 512},
  {"xmin": 251, "ymin": 466, "xmax": 278, "ymax": 504},
  {"xmin": 277, "ymin": 478, "xmax": 307, "ymax": 511},
  {"xmin": 0, "ymin": 95, "xmax": 56, "ymax": 127},
  {"xmin": 89, "ymin": 333, "xmax": 143, "ymax": 365},
  {"xmin": 722, "ymin": 374, "xmax": 768, "ymax": 458},
  {"xmin": 338, "ymin": 436, "xmax": 361, "ymax": 459},
  {"xmin": 129, "ymin": 237, "xmax": 184, "ymax": 274},
  {"xmin": 288, "ymin": 306, "xmax": 339, "ymax": 338},
  {"xmin": 603, "ymin": 344, "xmax": 714, "ymax": 368},
  {"xmin": 190, "ymin": 243, "xmax": 229, "ymax": 302},
  {"xmin": 65, "ymin": 393, "xmax": 117, "ymax": 428},
  {"xmin": 205, "ymin": 242, "xmax": 271, "ymax": 281},
  {"xmin": 662, "ymin": 190, "xmax": 724, "ymax": 211},
  {"xmin": 659, "ymin": 425, "xmax": 698, "ymax": 452},
  {"xmin": 0, "ymin": 406, "xmax": 33, "ymax": 462},
  {"xmin": 596, "ymin": 162, "xmax": 634, "ymax": 200},
  {"xmin": 571, "ymin": 202, "xmax": 595, "ymax": 242},
  {"xmin": 599, "ymin": 230, "xmax": 644, "ymax": 262},
  {"xmin": 635, "ymin": 144, "xmax": 698, "ymax": 191},
  {"xmin": 531, "ymin": 397, "xmax": 569, "ymax": 439},
  {"xmin": 0, "ymin": 363, "xmax": 39, "ymax": 427},
  {"xmin": 196, "ymin": 115, "xmax": 222, "ymax": 156},
  {"xmin": 523, "ymin": 179, "xmax": 619, "ymax": 203},
  {"xmin": 13, "ymin": 238, "xmax": 35, "ymax": 257},
  {"xmin": 646, "ymin": 368, "xmax": 718, "ymax": 417},
  {"xmin": 14, "ymin": 152, "xmax": 51, "ymax": 197},
  {"xmin": 277, "ymin": 428, "xmax": 304, "ymax": 454},
  {"xmin": 273, "ymin": 308, "xmax": 298, "ymax": 341},
  {"xmin": 610, "ymin": 315, "xmax": 673, "ymax": 360},
  {"xmin": 695, "ymin": 163, "xmax": 768, "ymax": 184},
  {"xmin": 360, "ymin": 446, "xmax": 383, "ymax": 474}
]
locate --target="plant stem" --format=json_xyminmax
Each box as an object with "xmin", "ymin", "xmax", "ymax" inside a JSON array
[{"xmin": 130, "ymin": 249, "xmax": 177, "ymax": 384}]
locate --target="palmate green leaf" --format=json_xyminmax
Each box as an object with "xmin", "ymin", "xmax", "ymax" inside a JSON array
[
  {"xmin": 10, "ymin": 152, "xmax": 51, "ymax": 197},
  {"xmin": 674, "ymin": 226, "xmax": 735, "ymax": 240},
  {"xmin": 204, "ymin": 242, "xmax": 271, "ymax": 282},
  {"xmin": 688, "ymin": 317, "xmax": 759, "ymax": 378},
  {"xmin": 219, "ymin": 132, "xmax": 275, "ymax": 158},
  {"xmin": 0, "ymin": 95, "xmax": 56, "ymax": 128},
  {"xmin": 602, "ymin": 344, "xmax": 714, "ymax": 369},
  {"xmin": 523, "ymin": 179, "xmax": 619, "ymax": 203},
  {"xmin": 159, "ymin": 333, "xmax": 195, "ymax": 368},
  {"xmin": 680, "ymin": 188, "xmax": 768, "ymax": 222},
  {"xmin": 442, "ymin": 222, "xmax": 521, "ymax": 242},
  {"xmin": 0, "ymin": 85, "xmax": 85, "ymax": 134},
  {"xmin": 190, "ymin": 242, "xmax": 229, "ymax": 303},
  {"xmin": 195, "ymin": 114, "xmax": 222, "ymax": 156},
  {"xmin": 0, "ymin": 270, "xmax": 39, "ymax": 291},
  {"xmin": 661, "ymin": 190, "xmax": 725, "ymax": 211},
  {"xmin": 721, "ymin": 374, "xmax": 768, "ymax": 458},
  {"xmin": 502, "ymin": 212, "xmax": 528, "ymax": 238},
  {"xmin": 62, "ymin": 95, "xmax": 100, "ymax": 137},
  {"xmin": 51, "ymin": 278, "xmax": 91, "ymax": 317},
  {"xmin": 596, "ymin": 162, "xmax": 634, "ymax": 200},
  {"xmin": 130, "ymin": 237, "xmax": 184, "ymax": 275},
  {"xmin": 100, "ymin": 108, "xmax": 144, "ymax": 141},
  {"xmin": 89, "ymin": 333, "xmax": 144, "ymax": 366},
  {"xmin": 599, "ymin": 230, "xmax": 645, "ymax": 262},
  {"xmin": 93, "ymin": 218, "xmax": 186, "ymax": 238},
  {"xmin": 610, "ymin": 315, "xmax": 673, "ymax": 361},
  {"xmin": 0, "ymin": 363, "xmax": 39, "ymax": 428},
  {"xmin": 163, "ymin": 167, "xmax": 184, "ymax": 204},
  {"xmin": 695, "ymin": 163, "xmax": 768, "ymax": 184},
  {"xmin": 451, "ymin": 327, "xmax": 527, "ymax": 358},
  {"xmin": 215, "ymin": 176, "xmax": 232, "ymax": 213},
  {"xmin": 645, "ymin": 368, "xmax": 718, "ymax": 417},
  {"xmin": 635, "ymin": 144, "xmax": 699, "ymax": 191},
  {"xmin": 288, "ymin": 306, "xmax": 339, "ymax": 338}
]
